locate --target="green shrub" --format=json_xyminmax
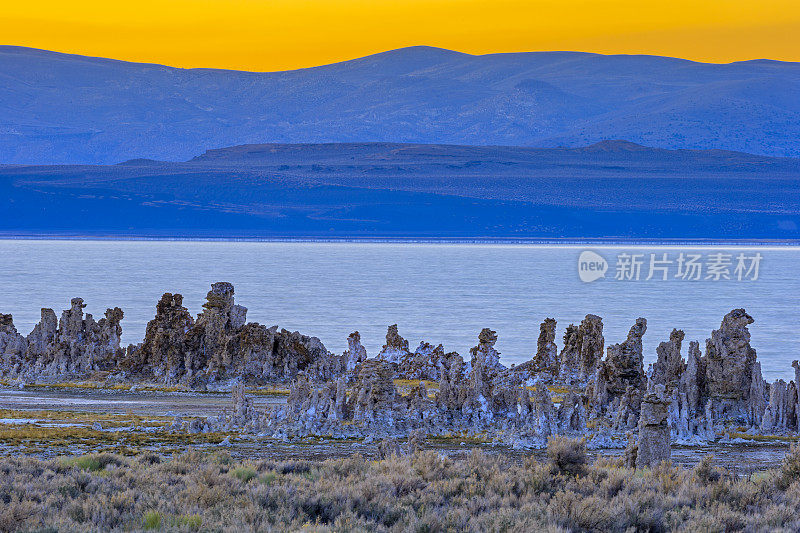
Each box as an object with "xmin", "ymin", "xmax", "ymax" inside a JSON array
[
  {"xmin": 260, "ymin": 472, "xmax": 278, "ymax": 485},
  {"xmin": 175, "ymin": 514, "xmax": 202, "ymax": 530},
  {"xmin": 232, "ymin": 467, "xmax": 257, "ymax": 483},
  {"xmin": 69, "ymin": 456, "xmax": 102, "ymax": 472},
  {"xmin": 143, "ymin": 510, "xmax": 162, "ymax": 530},
  {"xmin": 65, "ymin": 453, "xmax": 124, "ymax": 472}
]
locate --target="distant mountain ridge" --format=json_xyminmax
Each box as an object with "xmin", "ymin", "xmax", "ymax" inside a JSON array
[
  {"xmin": 2, "ymin": 141, "xmax": 799, "ymax": 240},
  {"xmin": 186, "ymin": 140, "xmax": 791, "ymax": 166},
  {"xmin": 1, "ymin": 45, "xmax": 799, "ymax": 164}
]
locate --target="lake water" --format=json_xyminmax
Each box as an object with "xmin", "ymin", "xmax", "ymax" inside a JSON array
[{"xmin": 1, "ymin": 240, "xmax": 798, "ymax": 381}]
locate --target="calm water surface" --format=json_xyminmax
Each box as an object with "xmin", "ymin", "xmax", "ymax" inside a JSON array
[{"xmin": 1, "ymin": 240, "xmax": 798, "ymax": 381}]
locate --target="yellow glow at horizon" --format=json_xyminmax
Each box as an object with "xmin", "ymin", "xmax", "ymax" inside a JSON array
[{"xmin": 1, "ymin": 0, "xmax": 798, "ymax": 71}]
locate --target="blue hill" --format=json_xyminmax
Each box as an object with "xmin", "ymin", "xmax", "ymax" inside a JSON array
[
  {"xmin": 1, "ymin": 46, "xmax": 799, "ymax": 164},
  {"xmin": 1, "ymin": 141, "xmax": 798, "ymax": 240}
]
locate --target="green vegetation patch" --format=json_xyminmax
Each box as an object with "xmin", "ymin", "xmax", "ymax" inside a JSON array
[
  {"xmin": 727, "ymin": 431, "xmax": 800, "ymax": 443},
  {"xmin": 0, "ymin": 423, "xmax": 237, "ymax": 450},
  {"xmin": 0, "ymin": 408, "xmax": 173, "ymax": 429}
]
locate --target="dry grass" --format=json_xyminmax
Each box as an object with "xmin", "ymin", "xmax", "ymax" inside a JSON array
[
  {"xmin": 392, "ymin": 379, "xmax": 439, "ymax": 389},
  {"xmin": 246, "ymin": 386, "xmax": 290, "ymax": 396},
  {"xmin": 15, "ymin": 381, "xmax": 293, "ymax": 396},
  {"xmin": 726, "ymin": 431, "xmax": 800, "ymax": 443},
  {"xmin": 0, "ymin": 408, "xmax": 173, "ymax": 428},
  {"xmin": 21, "ymin": 381, "xmax": 190, "ymax": 393},
  {"xmin": 426, "ymin": 432, "xmax": 491, "ymax": 445},
  {"xmin": 0, "ymin": 423, "xmax": 235, "ymax": 450},
  {"xmin": 393, "ymin": 379, "xmax": 440, "ymax": 399},
  {"xmin": 1, "ymin": 440, "xmax": 799, "ymax": 532}
]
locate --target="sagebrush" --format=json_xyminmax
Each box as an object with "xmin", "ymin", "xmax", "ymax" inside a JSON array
[{"xmin": 1, "ymin": 442, "xmax": 799, "ymax": 532}]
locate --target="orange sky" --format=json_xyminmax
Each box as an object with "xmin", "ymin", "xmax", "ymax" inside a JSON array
[{"xmin": 2, "ymin": 0, "xmax": 799, "ymax": 71}]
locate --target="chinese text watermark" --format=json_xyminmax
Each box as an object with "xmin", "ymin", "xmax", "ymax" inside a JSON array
[{"xmin": 578, "ymin": 250, "xmax": 762, "ymax": 283}]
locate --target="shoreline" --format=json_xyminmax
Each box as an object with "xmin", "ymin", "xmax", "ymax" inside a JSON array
[{"xmin": 1, "ymin": 235, "xmax": 799, "ymax": 246}]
